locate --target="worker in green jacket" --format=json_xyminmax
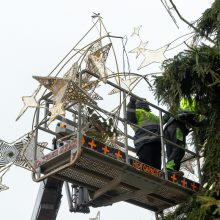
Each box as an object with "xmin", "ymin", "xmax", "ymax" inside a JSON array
[
  {"xmin": 163, "ymin": 98, "xmax": 203, "ymax": 174},
  {"xmin": 127, "ymin": 97, "xmax": 161, "ymax": 170}
]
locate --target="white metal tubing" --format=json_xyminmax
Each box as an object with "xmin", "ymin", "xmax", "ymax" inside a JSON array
[
  {"xmin": 77, "ymin": 70, "xmax": 83, "ymax": 155},
  {"xmin": 123, "ymin": 91, "xmax": 129, "ymax": 164},
  {"xmin": 34, "ymin": 105, "xmax": 40, "ymax": 161},
  {"xmin": 159, "ymin": 110, "xmax": 168, "ymax": 179}
]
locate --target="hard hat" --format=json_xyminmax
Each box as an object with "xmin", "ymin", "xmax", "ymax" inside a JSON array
[{"xmin": 135, "ymin": 100, "xmax": 150, "ymax": 111}]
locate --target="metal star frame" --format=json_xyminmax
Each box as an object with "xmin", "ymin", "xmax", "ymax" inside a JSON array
[
  {"xmin": 87, "ymin": 43, "xmax": 112, "ymax": 82},
  {"xmin": 33, "ymin": 76, "xmax": 97, "ymax": 122},
  {"xmin": 22, "ymin": 134, "xmax": 45, "ymax": 170},
  {"xmin": 0, "ymin": 140, "xmax": 19, "ymax": 168}
]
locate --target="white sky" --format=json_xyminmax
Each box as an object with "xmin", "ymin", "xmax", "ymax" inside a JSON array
[{"xmin": 0, "ymin": 0, "xmax": 213, "ymax": 220}]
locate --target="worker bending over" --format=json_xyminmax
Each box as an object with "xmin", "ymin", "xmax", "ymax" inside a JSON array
[{"xmin": 164, "ymin": 98, "xmax": 205, "ymax": 174}]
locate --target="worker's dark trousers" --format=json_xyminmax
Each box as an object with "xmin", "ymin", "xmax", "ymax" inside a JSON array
[
  {"xmin": 138, "ymin": 142, "xmax": 161, "ymax": 170},
  {"xmin": 164, "ymin": 123, "xmax": 186, "ymax": 171}
]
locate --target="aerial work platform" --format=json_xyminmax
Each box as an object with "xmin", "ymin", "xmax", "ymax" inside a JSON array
[
  {"xmin": 30, "ymin": 69, "xmax": 201, "ymax": 219},
  {"xmin": 33, "ymin": 135, "xmax": 200, "ymax": 213}
]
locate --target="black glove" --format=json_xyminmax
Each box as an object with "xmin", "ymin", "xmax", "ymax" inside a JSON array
[{"xmin": 130, "ymin": 96, "xmax": 136, "ymax": 103}]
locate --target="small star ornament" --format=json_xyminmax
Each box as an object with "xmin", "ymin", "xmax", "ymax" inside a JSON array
[
  {"xmin": 131, "ymin": 25, "xmax": 142, "ymax": 37},
  {"xmin": 16, "ymin": 89, "xmax": 39, "ymax": 121},
  {"xmin": 138, "ymin": 45, "xmax": 168, "ymax": 70}
]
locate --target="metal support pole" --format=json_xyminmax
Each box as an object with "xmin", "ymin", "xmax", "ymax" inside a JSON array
[
  {"xmin": 72, "ymin": 112, "xmax": 76, "ymax": 132},
  {"xmin": 123, "ymin": 91, "xmax": 129, "ymax": 164},
  {"xmin": 77, "ymin": 71, "xmax": 83, "ymax": 155},
  {"xmin": 34, "ymin": 106, "xmax": 40, "ymax": 161},
  {"xmin": 44, "ymin": 100, "xmax": 49, "ymax": 128},
  {"xmin": 159, "ymin": 110, "xmax": 168, "ymax": 180}
]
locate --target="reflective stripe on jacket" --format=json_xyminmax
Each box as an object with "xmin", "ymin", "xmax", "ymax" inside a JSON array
[{"xmin": 126, "ymin": 102, "xmax": 160, "ymax": 152}]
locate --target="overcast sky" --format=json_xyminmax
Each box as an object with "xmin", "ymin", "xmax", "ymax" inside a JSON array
[{"xmin": 0, "ymin": 0, "xmax": 213, "ymax": 220}]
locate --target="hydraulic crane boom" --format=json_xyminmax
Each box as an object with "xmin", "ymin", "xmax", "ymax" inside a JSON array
[{"xmin": 31, "ymin": 178, "xmax": 63, "ymax": 220}]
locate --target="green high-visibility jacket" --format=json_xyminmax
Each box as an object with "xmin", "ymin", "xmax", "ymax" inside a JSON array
[{"xmin": 126, "ymin": 100, "xmax": 160, "ymax": 152}]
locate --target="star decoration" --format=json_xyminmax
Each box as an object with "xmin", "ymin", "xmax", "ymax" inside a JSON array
[
  {"xmin": 108, "ymin": 88, "xmax": 120, "ymax": 95},
  {"xmin": 0, "ymin": 162, "xmax": 13, "ymax": 177},
  {"xmin": 129, "ymin": 41, "xmax": 148, "ymax": 58},
  {"xmin": 82, "ymin": 80, "xmax": 99, "ymax": 91},
  {"xmin": 48, "ymin": 103, "xmax": 65, "ymax": 123},
  {"xmin": 121, "ymin": 77, "xmax": 139, "ymax": 90},
  {"xmin": 0, "ymin": 135, "xmax": 33, "ymax": 170},
  {"xmin": 22, "ymin": 134, "xmax": 44, "ymax": 170},
  {"xmin": 87, "ymin": 43, "xmax": 112, "ymax": 83},
  {"xmin": 0, "ymin": 163, "xmax": 12, "ymax": 192},
  {"xmin": 108, "ymin": 77, "xmax": 139, "ymax": 95},
  {"xmin": 16, "ymin": 89, "xmax": 39, "ymax": 121},
  {"xmin": 84, "ymin": 41, "xmax": 102, "ymax": 63},
  {"xmin": 131, "ymin": 25, "xmax": 142, "ymax": 37},
  {"xmin": 90, "ymin": 41, "xmax": 102, "ymax": 52},
  {"xmin": 0, "ymin": 134, "xmax": 46, "ymax": 178},
  {"xmin": 181, "ymin": 153, "xmax": 195, "ymax": 174},
  {"xmin": 184, "ymin": 160, "xmax": 194, "ymax": 174},
  {"xmin": 138, "ymin": 45, "xmax": 168, "ymax": 70},
  {"xmin": 63, "ymin": 62, "xmax": 78, "ymax": 80},
  {"xmin": 0, "ymin": 183, "xmax": 9, "ymax": 192},
  {"xmin": 0, "ymin": 139, "xmax": 19, "ymax": 168},
  {"xmin": 91, "ymin": 92, "xmax": 103, "ymax": 100},
  {"xmin": 33, "ymin": 76, "xmax": 97, "ymax": 122}
]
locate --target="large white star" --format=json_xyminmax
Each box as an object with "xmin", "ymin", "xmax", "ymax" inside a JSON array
[
  {"xmin": 16, "ymin": 89, "xmax": 39, "ymax": 121},
  {"xmin": 33, "ymin": 76, "xmax": 96, "ymax": 104},
  {"xmin": 131, "ymin": 25, "xmax": 142, "ymax": 37},
  {"xmin": 129, "ymin": 41, "xmax": 148, "ymax": 58},
  {"xmin": 138, "ymin": 45, "xmax": 168, "ymax": 70}
]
